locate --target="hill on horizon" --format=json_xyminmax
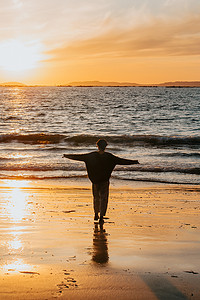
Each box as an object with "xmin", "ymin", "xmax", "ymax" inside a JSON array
[
  {"xmin": 158, "ymin": 81, "xmax": 200, "ymax": 87},
  {"xmin": 0, "ymin": 82, "xmax": 27, "ymax": 87},
  {"xmin": 65, "ymin": 80, "xmax": 200, "ymax": 87},
  {"xmin": 1, "ymin": 81, "xmax": 200, "ymax": 87},
  {"xmin": 67, "ymin": 81, "xmax": 140, "ymax": 86}
]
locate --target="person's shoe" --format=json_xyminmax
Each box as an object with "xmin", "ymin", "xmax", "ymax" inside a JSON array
[
  {"xmin": 99, "ymin": 216, "xmax": 104, "ymax": 224},
  {"xmin": 94, "ymin": 213, "xmax": 99, "ymax": 221}
]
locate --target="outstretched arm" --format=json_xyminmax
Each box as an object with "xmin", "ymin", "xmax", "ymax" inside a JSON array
[
  {"xmin": 63, "ymin": 154, "xmax": 86, "ymax": 162},
  {"xmin": 115, "ymin": 156, "xmax": 139, "ymax": 165}
]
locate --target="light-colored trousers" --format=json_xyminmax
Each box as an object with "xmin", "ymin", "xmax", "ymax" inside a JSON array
[{"xmin": 92, "ymin": 181, "xmax": 109, "ymax": 216}]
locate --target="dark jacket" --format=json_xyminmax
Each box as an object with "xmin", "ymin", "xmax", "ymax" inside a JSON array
[{"xmin": 64, "ymin": 151, "xmax": 139, "ymax": 184}]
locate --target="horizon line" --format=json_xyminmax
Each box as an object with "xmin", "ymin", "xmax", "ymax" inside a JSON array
[{"xmin": 1, "ymin": 80, "xmax": 200, "ymax": 87}]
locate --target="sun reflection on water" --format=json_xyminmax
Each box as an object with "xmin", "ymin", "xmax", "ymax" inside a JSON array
[{"xmin": 9, "ymin": 153, "xmax": 32, "ymax": 159}]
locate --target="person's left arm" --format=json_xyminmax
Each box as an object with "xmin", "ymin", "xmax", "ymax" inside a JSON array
[{"xmin": 114, "ymin": 155, "xmax": 139, "ymax": 165}]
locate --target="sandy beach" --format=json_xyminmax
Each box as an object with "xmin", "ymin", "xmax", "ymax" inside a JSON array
[{"xmin": 0, "ymin": 179, "xmax": 199, "ymax": 300}]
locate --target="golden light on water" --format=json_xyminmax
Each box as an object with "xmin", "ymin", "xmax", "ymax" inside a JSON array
[{"xmin": 9, "ymin": 153, "xmax": 31, "ymax": 159}]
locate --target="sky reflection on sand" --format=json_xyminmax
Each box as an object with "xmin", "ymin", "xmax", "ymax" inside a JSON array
[
  {"xmin": 2, "ymin": 258, "xmax": 33, "ymax": 274},
  {"xmin": 0, "ymin": 180, "xmax": 35, "ymax": 274},
  {"xmin": 0, "ymin": 181, "xmax": 199, "ymax": 299},
  {"xmin": 7, "ymin": 188, "xmax": 27, "ymax": 222},
  {"xmin": 2, "ymin": 180, "xmax": 32, "ymax": 222},
  {"xmin": 7, "ymin": 235, "xmax": 23, "ymax": 251}
]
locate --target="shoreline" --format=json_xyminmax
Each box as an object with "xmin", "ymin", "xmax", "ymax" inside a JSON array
[
  {"xmin": 1, "ymin": 176, "xmax": 199, "ymax": 188},
  {"xmin": 0, "ymin": 179, "xmax": 199, "ymax": 299}
]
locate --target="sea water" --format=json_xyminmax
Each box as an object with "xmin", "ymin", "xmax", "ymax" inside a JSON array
[{"xmin": 0, "ymin": 86, "xmax": 199, "ymax": 184}]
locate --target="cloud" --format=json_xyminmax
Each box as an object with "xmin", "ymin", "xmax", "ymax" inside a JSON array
[
  {"xmin": 0, "ymin": 0, "xmax": 113, "ymax": 44},
  {"xmin": 1, "ymin": 0, "xmax": 200, "ymax": 60},
  {"xmin": 47, "ymin": 13, "xmax": 200, "ymax": 62}
]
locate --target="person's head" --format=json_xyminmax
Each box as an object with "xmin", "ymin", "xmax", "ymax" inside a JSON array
[{"xmin": 96, "ymin": 139, "xmax": 108, "ymax": 151}]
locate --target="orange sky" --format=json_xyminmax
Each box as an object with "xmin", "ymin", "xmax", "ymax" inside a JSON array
[{"xmin": 0, "ymin": 0, "xmax": 200, "ymax": 85}]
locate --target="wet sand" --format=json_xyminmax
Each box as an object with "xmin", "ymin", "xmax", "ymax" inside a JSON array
[{"xmin": 0, "ymin": 179, "xmax": 200, "ymax": 300}]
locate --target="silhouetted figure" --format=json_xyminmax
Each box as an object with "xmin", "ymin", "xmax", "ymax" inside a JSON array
[
  {"xmin": 63, "ymin": 139, "xmax": 139, "ymax": 223},
  {"xmin": 92, "ymin": 223, "xmax": 109, "ymax": 264}
]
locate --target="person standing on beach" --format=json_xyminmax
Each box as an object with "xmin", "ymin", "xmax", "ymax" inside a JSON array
[{"xmin": 63, "ymin": 139, "xmax": 139, "ymax": 223}]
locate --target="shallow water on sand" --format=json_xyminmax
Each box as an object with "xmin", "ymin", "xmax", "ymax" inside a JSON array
[{"xmin": 0, "ymin": 181, "xmax": 200, "ymax": 299}]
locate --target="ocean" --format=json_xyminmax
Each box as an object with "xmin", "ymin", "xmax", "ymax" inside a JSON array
[{"xmin": 0, "ymin": 86, "xmax": 199, "ymax": 185}]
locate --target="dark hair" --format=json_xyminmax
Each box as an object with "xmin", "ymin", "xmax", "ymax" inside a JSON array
[{"xmin": 96, "ymin": 139, "xmax": 108, "ymax": 150}]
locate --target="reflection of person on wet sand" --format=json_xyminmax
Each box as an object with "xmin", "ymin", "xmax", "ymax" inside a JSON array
[
  {"xmin": 92, "ymin": 223, "xmax": 109, "ymax": 264},
  {"xmin": 63, "ymin": 139, "xmax": 139, "ymax": 224}
]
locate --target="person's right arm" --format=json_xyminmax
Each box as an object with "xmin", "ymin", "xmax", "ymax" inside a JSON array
[{"xmin": 63, "ymin": 154, "xmax": 87, "ymax": 161}]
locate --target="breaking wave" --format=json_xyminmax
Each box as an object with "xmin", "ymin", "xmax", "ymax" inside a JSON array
[
  {"xmin": 0, "ymin": 133, "xmax": 66, "ymax": 144},
  {"xmin": 64, "ymin": 134, "xmax": 200, "ymax": 146},
  {"xmin": 0, "ymin": 133, "xmax": 200, "ymax": 146}
]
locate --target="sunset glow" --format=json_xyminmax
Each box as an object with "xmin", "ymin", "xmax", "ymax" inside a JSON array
[
  {"xmin": 0, "ymin": 39, "xmax": 44, "ymax": 73},
  {"xmin": 0, "ymin": 0, "xmax": 200, "ymax": 84}
]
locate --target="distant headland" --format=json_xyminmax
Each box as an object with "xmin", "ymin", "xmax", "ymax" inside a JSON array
[
  {"xmin": 60, "ymin": 81, "xmax": 200, "ymax": 87},
  {"xmin": 0, "ymin": 82, "xmax": 27, "ymax": 87},
  {"xmin": 1, "ymin": 81, "xmax": 200, "ymax": 87}
]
